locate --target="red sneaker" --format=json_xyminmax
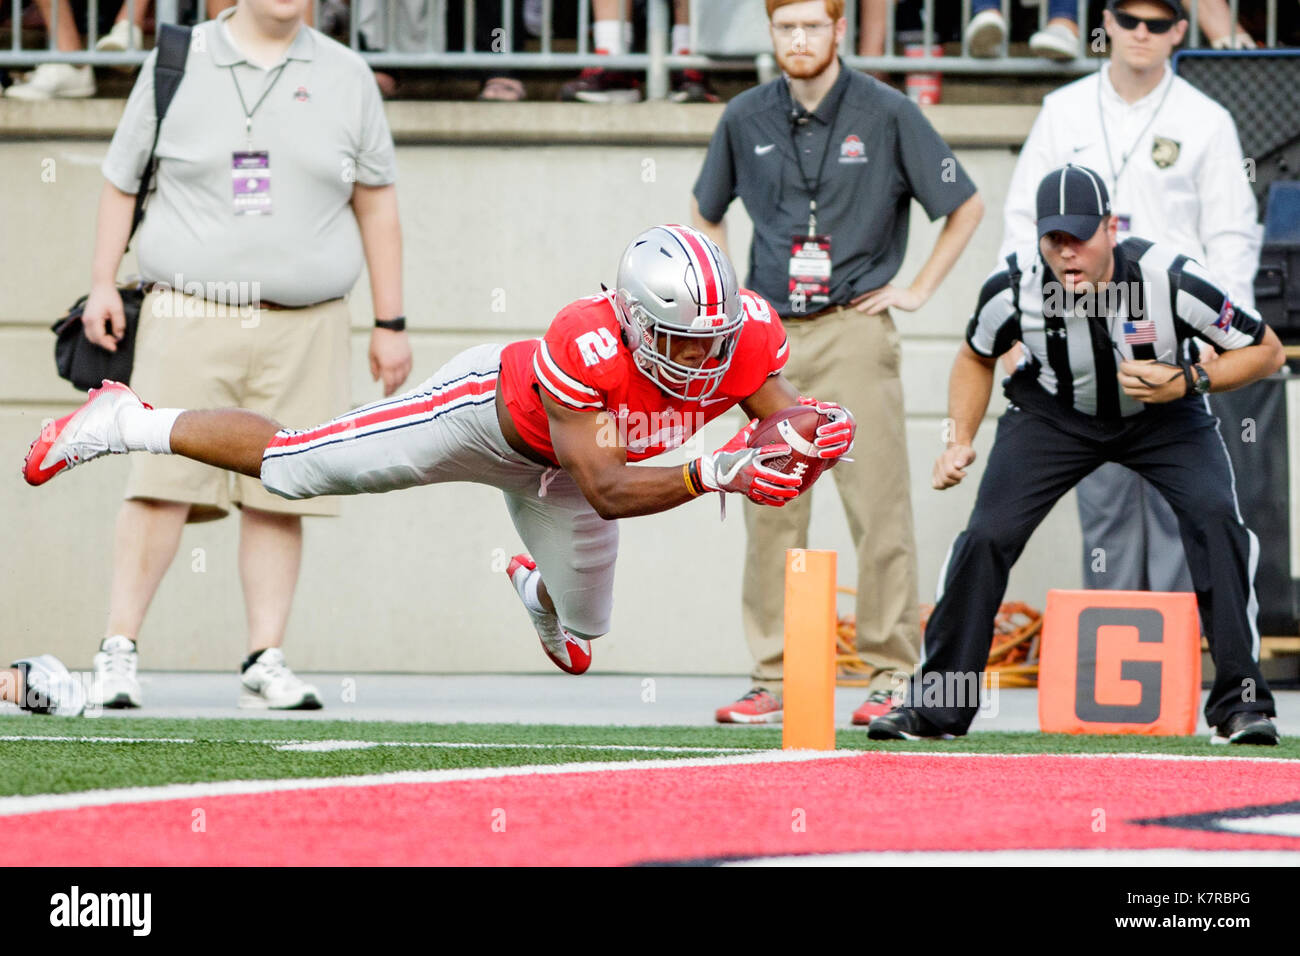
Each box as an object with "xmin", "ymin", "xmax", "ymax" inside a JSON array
[
  {"xmin": 23, "ymin": 380, "xmax": 147, "ymax": 486},
  {"xmin": 851, "ymin": 689, "xmax": 896, "ymax": 725},
  {"xmin": 669, "ymin": 69, "xmax": 720, "ymax": 103},
  {"xmin": 715, "ymin": 688, "xmax": 783, "ymax": 724},
  {"xmin": 559, "ymin": 68, "xmax": 643, "ymax": 103},
  {"xmin": 505, "ymin": 554, "xmax": 592, "ymax": 675}
]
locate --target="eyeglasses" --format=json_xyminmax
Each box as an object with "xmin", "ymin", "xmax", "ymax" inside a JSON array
[
  {"xmin": 1112, "ymin": 10, "xmax": 1178, "ymax": 33},
  {"xmin": 770, "ymin": 22, "xmax": 835, "ymax": 39}
]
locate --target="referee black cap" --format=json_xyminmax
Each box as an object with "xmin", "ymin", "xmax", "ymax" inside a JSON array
[
  {"xmin": 1106, "ymin": 0, "xmax": 1186, "ymax": 21},
  {"xmin": 1036, "ymin": 165, "xmax": 1111, "ymax": 241}
]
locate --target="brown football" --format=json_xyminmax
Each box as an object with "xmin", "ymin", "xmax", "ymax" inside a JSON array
[{"xmin": 747, "ymin": 406, "xmax": 833, "ymax": 492}]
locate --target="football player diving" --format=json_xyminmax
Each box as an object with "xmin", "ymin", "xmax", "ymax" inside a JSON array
[{"xmin": 20, "ymin": 224, "xmax": 855, "ymax": 714}]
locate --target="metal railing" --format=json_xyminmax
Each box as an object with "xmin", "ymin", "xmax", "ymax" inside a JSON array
[{"xmin": 0, "ymin": 0, "xmax": 1285, "ymax": 93}]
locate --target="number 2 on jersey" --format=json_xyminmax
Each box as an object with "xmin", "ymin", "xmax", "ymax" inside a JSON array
[{"xmin": 576, "ymin": 328, "xmax": 620, "ymax": 366}]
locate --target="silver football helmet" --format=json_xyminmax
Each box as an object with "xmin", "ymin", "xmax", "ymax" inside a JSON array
[{"xmin": 612, "ymin": 224, "xmax": 744, "ymax": 401}]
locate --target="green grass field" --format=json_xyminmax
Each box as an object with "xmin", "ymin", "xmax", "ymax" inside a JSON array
[{"xmin": 2, "ymin": 714, "xmax": 1297, "ymax": 799}]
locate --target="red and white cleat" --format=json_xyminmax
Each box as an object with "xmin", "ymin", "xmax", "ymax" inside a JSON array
[
  {"xmin": 715, "ymin": 688, "xmax": 783, "ymax": 724},
  {"xmin": 22, "ymin": 380, "xmax": 147, "ymax": 486},
  {"xmin": 850, "ymin": 689, "xmax": 896, "ymax": 725},
  {"xmin": 506, "ymin": 553, "xmax": 592, "ymax": 675}
]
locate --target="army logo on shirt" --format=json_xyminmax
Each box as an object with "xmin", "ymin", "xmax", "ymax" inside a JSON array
[{"xmin": 1151, "ymin": 136, "xmax": 1180, "ymax": 169}]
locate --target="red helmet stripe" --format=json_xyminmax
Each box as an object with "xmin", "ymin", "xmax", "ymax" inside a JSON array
[{"xmin": 663, "ymin": 224, "xmax": 724, "ymax": 317}]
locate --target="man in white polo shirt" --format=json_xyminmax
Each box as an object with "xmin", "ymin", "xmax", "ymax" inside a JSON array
[
  {"xmin": 80, "ymin": 0, "xmax": 410, "ymax": 710},
  {"xmin": 999, "ymin": 0, "xmax": 1261, "ymax": 598}
]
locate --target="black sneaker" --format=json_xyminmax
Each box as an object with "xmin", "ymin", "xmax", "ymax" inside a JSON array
[
  {"xmin": 559, "ymin": 68, "xmax": 643, "ymax": 103},
  {"xmin": 669, "ymin": 69, "xmax": 720, "ymax": 103},
  {"xmin": 1210, "ymin": 711, "xmax": 1280, "ymax": 745},
  {"xmin": 866, "ymin": 706, "xmax": 956, "ymax": 740}
]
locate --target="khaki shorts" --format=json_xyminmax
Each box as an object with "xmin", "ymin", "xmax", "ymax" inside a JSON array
[{"xmin": 126, "ymin": 289, "xmax": 351, "ymax": 522}]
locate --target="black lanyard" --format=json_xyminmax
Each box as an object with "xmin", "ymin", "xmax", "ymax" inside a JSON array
[
  {"xmin": 1097, "ymin": 67, "xmax": 1174, "ymax": 196},
  {"xmin": 786, "ymin": 78, "xmax": 847, "ymax": 236},
  {"xmin": 229, "ymin": 61, "xmax": 288, "ymax": 148}
]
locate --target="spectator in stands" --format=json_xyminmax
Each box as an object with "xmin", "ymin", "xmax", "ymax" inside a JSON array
[
  {"xmin": 448, "ymin": 0, "xmax": 531, "ymax": 101},
  {"xmin": 693, "ymin": 0, "xmax": 983, "ymax": 726},
  {"xmin": 856, "ymin": 0, "xmax": 893, "ymax": 56},
  {"xmin": 3, "ymin": 0, "xmax": 271, "ymax": 100},
  {"xmin": 966, "ymin": 0, "xmax": 1260, "ymax": 60},
  {"xmin": 560, "ymin": 0, "xmax": 717, "ymax": 103},
  {"xmin": 966, "ymin": 0, "xmax": 1082, "ymax": 60},
  {"xmin": 1198, "ymin": 0, "xmax": 1259, "ymax": 47},
  {"xmin": 83, "ymin": 0, "xmax": 410, "ymax": 711},
  {"xmin": 356, "ymin": 0, "xmax": 526, "ymax": 99},
  {"xmin": 97, "ymin": 1, "xmax": 148, "ymax": 55},
  {"xmin": 998, "ymin": 0, "xmax": 1261, "ymax": 598},
  {"xmin": 4, "ymin": 0, "xmax": 103, "ymax": 98}
]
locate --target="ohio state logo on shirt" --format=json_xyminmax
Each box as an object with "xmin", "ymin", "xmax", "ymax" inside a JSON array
[{"xmin": 840, "ymin": 135, "xmax": 867, "ymax": 164}]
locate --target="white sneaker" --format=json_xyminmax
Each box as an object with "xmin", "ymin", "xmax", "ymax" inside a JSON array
[
  {"xmin": 5, "ymin": 63, "xmax": 95, "ymax": 99},
  {"xmin": 239, "ymin": 648, "xmax": 322, "ymax": 710},
  {"xmin": 506, "ymin": 554, "xmax": 592, "ymax": 675},
  {"xmin": 1211, "ymin": 32, "xmax": 1257, "ymax": 50},
  {"xmin": 965, "ymin": 10, "xmax": 1006, "ymax": 58},
  {"xmin": 90, "ymin": 635, "xmax": 141, "ymax": 708},
  {"xmin": 22, "ymin": 381, "xmax": 146, "ymax": 486},
  {"xmin": 1029, "ymin": 22, "xmax": 1080, "ymax": 60},
  {"xmin": 94, "ymin": 19, "xmax": 144, "ymax": 52},
  {"xmin": 12, "ymin": 655, "xmax": 86, "ymax": 716}
]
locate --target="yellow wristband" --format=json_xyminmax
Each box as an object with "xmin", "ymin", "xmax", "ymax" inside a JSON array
[{"xmin": 683, "ymin": 462, "xmax": 701, "ymax": 497}]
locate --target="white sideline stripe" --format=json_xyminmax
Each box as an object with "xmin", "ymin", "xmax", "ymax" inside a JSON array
[
  {"xmin": 272, "ymin": 740, "xmax": 753, "ymax": 753},
  {"xmin": 0, "ymin": 749, "xmax": 850, "ymax": 818},
  {"xmin": 722, "ymin": 849, "xmax": 1300, "ymax": 867},
  {"xmin": 0, "ymin": 734, "xmax": 751, "ymax": 754}
]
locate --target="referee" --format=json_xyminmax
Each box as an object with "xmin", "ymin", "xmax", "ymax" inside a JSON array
[{"xmin": 868, "ymin": 165, "xmax": 1285, "ymax": 745}]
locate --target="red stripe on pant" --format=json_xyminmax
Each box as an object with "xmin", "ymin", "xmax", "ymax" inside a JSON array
[{"xmin": 266, "ymin": 377, "xmax": 498, "ymax": 451}]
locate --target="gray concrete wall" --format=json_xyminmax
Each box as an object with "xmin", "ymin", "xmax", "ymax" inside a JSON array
[{"xmin": 0, "ymin": 102, "xmax": 1079, "ymax": 674}]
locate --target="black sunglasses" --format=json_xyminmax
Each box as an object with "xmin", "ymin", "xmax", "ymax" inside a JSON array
[{"xmin": 1112, "ymin": 10, "xmax": 1179, "ymax": 33}]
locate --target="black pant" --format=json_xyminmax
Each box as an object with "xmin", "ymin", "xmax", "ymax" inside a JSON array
[{"xmin": 912, "ymin": 378, "xmax": 1275, "ymax": 734}]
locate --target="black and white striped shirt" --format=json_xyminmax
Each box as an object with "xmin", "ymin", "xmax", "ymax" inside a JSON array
[{"xmin": 966, "ymin": 238, "xmax": 1267, "ymax": 418}]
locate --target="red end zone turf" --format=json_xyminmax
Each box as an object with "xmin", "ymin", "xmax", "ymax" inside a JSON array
[{"xmin": 3, "ymin": 753, "xmax": 1299, "ymax": 865}]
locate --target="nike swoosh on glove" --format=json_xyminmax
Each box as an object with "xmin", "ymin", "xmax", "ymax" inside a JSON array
[
  {"xmin": 696, "ymin": 420, "xmax": 801, "ymax": 506},
  {"xmin": 798, "ymin": 396, "xmax": 856, "ymax": 460}
]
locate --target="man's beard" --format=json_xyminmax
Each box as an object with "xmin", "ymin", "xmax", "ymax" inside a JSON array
[{"xmin": 775, "ymin": 41, "xmax": 836, "ymax": 80}]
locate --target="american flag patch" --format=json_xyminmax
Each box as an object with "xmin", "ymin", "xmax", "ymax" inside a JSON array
[
  {"xmin": 1123, "ymin": 320, "xmax": 1157, "ymax": 344},
  {"xmin": 1215, "ymin": 300, "xmax": 1234, "ymax": 331}
]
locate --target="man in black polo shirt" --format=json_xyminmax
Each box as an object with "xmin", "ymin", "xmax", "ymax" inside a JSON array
[
  {"xmin": 868, "ymin": 165, "xmax": 1284, "ymax": 745},
  {"xmin": 692, "ymin": 0, "xmax": 983, "ymax": 726}
]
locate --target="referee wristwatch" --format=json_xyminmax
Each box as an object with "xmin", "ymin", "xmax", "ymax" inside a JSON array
[
  {"xmin": 374, "ymin": 316, "xmax": 406, "ymax": 332},
  {"xmin": 1182, "ymin": 361, "xmax": 1211, "ymax": 396}
]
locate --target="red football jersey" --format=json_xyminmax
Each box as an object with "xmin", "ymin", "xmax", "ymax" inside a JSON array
[{"xmin": 499, "ymin": 290, "xmax": 789, "ymax": 465}]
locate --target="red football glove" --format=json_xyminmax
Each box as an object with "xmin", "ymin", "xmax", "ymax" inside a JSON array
[
  {"xmin": 694, "ymin": 419, "xmax": 801, "ymax": 506},
  {"xmin": 717, "ymin": 417, "xmax": 757, "ymax": 453},
  {"xmin": 798, "ymin": 396, "xmax": 856, "ymax": 460}
]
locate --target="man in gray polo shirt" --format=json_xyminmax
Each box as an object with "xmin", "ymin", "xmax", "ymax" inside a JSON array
[
  {"xmin": 692, "ymin": 0, "xmax": 983, "ymax": 725},
  {"xmin": 80, "ymin": 0, "xmax": 410, "ymax": 710}
]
